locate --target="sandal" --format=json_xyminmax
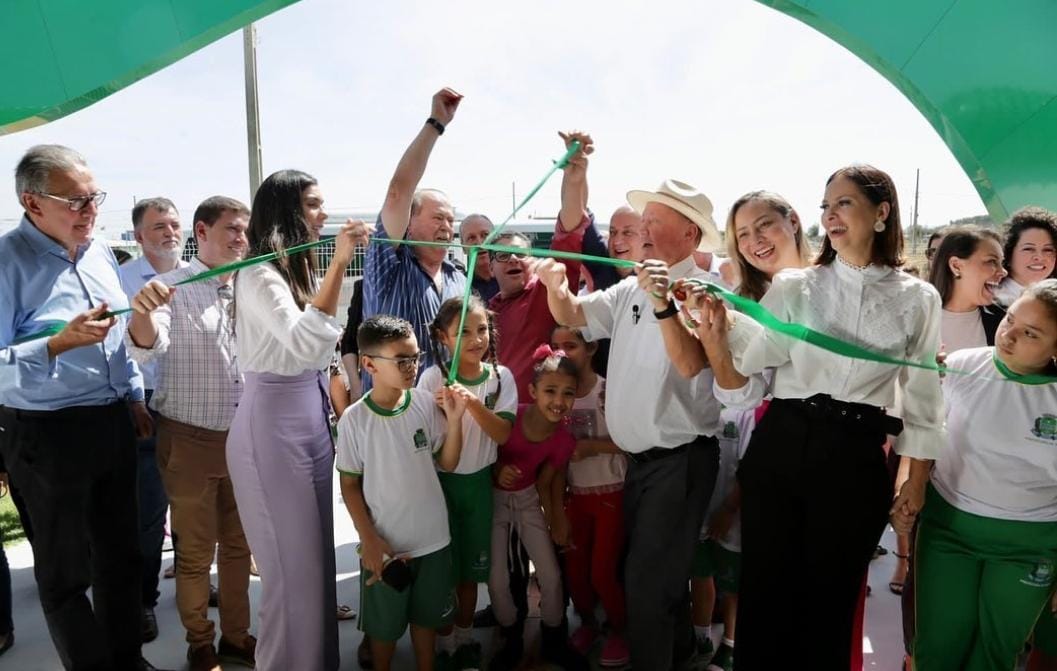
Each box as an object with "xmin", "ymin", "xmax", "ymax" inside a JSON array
[
  {"xmin": 889, "ymin": 552, "xmax": 910, "ymax": 595},
  {"xmin": 337, "ymin": 604, "xmax": 357, "ymax": 621}
]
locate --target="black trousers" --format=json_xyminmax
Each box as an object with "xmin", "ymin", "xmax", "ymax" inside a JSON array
[
  {"xmin": 735, "ymin": 398, "xmax": 892, "ymax": 671},
  {"xmin": 623, "ymin": 435, "xmax": 718, "ymax": 671},
  {"xmin": 0, "ymin": 403, "xmax": 143, "ymax": 671}
]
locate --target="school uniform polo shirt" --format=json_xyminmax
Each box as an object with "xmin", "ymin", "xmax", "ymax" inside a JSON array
[
  {"xmin": 934, "ymin": 347, "xmax": 1057, "ymax": 522},
  {"xmin": 335, "ymin": 388, "xmax": 451, "ymax": 557}
]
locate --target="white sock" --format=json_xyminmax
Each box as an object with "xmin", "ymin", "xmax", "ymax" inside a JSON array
[
  {"xmin": 721, "ymin": 637, "xmax": 735, "ymax": 649},
  {"xmin": 694, "ymin": 624, "xmax": 711, "ymax": 642},
  {"xmin": 437, "ymin": 632, "xmax": 456, "ymax": 654},
  {"xmin": 454, "ymin": 625, "xmax": 473, "ymax": 646}
]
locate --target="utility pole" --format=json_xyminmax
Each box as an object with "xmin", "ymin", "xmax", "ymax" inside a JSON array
[
  {"xmin": 911, "ymin": 168, "xmax": 920, "ymax": 254},
  {"xmin": 511, "ymin": 181, "xmax": 516, "ymax": 213},
  {"xmin": 243, "ymin": 24, "xmax": 263, "ymax": 198}
]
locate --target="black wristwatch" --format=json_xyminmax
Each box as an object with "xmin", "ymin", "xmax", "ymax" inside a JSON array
[
  {"xmin": 653, "ymin": 300, "xmax": 679, "ymax": 320},
  {"xmin": 425, "ymin": 117, "xmax": 445, "ymax": 135}
]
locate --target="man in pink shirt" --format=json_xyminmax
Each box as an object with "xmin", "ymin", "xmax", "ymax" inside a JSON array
[{"xmin": 490, "ymin": 131, "xmax": 595, "ymax": 400}]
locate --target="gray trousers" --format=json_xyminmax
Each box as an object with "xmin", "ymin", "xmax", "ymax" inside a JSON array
[{"xmin": 623, "ymin": 436, "xmax": 718, "ymax": 671}]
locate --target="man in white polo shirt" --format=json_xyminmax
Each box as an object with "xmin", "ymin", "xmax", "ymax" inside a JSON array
[{"xmin": 538, "ymin": 179, "xmax": 724, "ymax": 671}]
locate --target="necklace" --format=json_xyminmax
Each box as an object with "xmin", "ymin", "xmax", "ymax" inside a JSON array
[{"xmin": 837, "ymin": 255, "xmax": 870, "ymax": 272}]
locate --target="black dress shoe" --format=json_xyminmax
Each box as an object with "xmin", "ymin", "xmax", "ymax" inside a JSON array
[
  {"xmin": 0, "ymin": 631, "xmax": 14, "ymax": 657},
  {"xmin": 141, "ymin": 607, "xmax": 159, "ymax": 643}
]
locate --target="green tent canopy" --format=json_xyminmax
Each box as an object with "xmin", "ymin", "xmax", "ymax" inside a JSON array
[
  {"xmin": 0, "ymin": 0, "xmax": 298, "ymax": 134},
  {"xmin": 758, "ymin": 0, "xmax": 1057, "ymax": 222},
  {"xmin": 2, "ymin": 0, "xmax": 1055, "ymax": 222}
]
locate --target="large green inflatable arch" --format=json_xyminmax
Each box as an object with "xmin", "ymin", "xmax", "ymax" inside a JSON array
[{"xmin": 2, "ymin": 0, "xmax": 1055, "ymax": 221}]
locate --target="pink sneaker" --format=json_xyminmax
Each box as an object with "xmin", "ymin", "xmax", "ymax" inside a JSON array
[
  {"xmin": 599, "ymin": 633, "xmax": 630, "ymax": 667},
  {"xmin": 569, "ymin": 625, "xmax": 597, "ymax": 656}
]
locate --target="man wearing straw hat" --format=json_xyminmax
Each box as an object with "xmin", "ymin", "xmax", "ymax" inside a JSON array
[{"xmin": 538, "ymin": 179, "xmax": 724, "ymax": 671}]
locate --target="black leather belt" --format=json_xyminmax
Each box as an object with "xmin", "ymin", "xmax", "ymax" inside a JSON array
[
  {"xmin": 779, "ymin": 394, "xmax": 903, "ymax": 436},
  {"xmin": 0, "ymin": 401, "xmax": 125, "ymax": 421},
  {"xmin": 626, "ymin": 442, "xmax": 689, "ymax": 464}
]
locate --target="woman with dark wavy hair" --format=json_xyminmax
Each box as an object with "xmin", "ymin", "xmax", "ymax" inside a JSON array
[
  {"xmin": 993, "ymin": 206, "xmax": 1057, "ymax": 307},
  {"xmin": 227, "ymin": 169, "xmax": 364, "ymax": 671}
]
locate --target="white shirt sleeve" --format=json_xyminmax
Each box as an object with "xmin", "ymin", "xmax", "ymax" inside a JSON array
[
  {"xmin": 713, "ymin": 372, "xmax": 769, "ymax": 410},
  {"xmin": 893, "ymin": 287, "xmax": 946, "ymax": 459},
  {"xmin": 579, "ymin": 280, "xmax": 628, "ymax": 340},
  {"xmin": 417, "ymin": 365, "xmax": 443, "ymax": 393},
  {"xmin": 726, "ymin": 274, "xmax": 795, "ymax": 377},
  {"xmin": 125, "ymin": 302, "xmax": 173, "ymax": 364},
  {"xmin": 237, "ymin": 264, "xmax": 341, "ymax": 370},
  {"xmin": 335, "ymin": 410, "xmax": 363, "ymax": 475},
  {"xmin": 428, "ymin": 399, "xmax": 448, "ymax": 453},
  {"xmin": 496, "ymin": 366, "xmax": 519, "ymax": 418}
]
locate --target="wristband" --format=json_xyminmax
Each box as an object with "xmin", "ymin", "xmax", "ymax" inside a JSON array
[
  {"xmin": 654, "ymin": 300, "xmax": 679, "ymax": 320},
  {"xmin": 425, "ymin": 117, "xmax": 445, "ymax": 135}
]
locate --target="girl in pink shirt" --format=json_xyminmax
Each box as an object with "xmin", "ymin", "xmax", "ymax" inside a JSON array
[{"xmin": 488, "ymin": 345, "xmax": 583, "ymax": 670}]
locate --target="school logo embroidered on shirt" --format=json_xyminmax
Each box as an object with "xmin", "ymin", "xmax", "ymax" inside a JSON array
[
  {"xmin": 413, "ymin": 428, "xmax": 428, "ymax": 451},
  {"xmin": 1031, "ymin": 414, "xmax": 1057, "ymax": 441},
  {"xmin": 722, "ymin": 421, "xmax": 739, "ymax": 440},
  {"xmin": 1020, "ymin": 559, "xmax": 1055, "ymax": 588}
]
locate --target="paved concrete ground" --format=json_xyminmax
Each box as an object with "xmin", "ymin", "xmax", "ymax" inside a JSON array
[{"xmin": 4, "ymin": 472, "xmax": 908, "ymax": 670}]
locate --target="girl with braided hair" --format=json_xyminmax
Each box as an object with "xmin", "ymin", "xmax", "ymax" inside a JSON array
[{"xmin": 418, "ymin": 296, "xmax": 517, "ymax": 669}]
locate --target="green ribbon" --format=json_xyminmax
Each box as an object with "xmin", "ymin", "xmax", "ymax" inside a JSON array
[
  {"xmin": 680, "ymin": 278, "xmax": 944, "ymax": 373},
  {"xmin": 14, "ymin": 141, "xmax": 587, "ymax": 351},
  {"xmin": 447, "ymin": 140, "xmax": 581, "ymax": 384},
  {"xmin": 482, "ymin": 140, "xmax": 580, "ymax": 246},
  {"xmin": 681, "ymin": 278, "xmax": 1057, "ymax": 384},
  {"xmin": 481, "ymin": 243, "xmax": 638, "ymax": 269}
]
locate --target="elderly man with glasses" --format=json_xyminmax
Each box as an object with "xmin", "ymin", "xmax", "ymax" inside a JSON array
[
  {"xmin": 126, "ymin": 196, "xmax": 256, "ymax": 671},
  {"xmin": 0, "ymin": 145, "xmax": 167, "ymax": 670}
]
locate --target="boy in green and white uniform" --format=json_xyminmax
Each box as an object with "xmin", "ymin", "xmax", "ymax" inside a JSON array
[
  {"xmin": 906, "ymin": 284, "xmax": 1057, "ymax": 671},
  {"xmin": 337, "ymin": 316, "xmax": 468, "ymax": 671}
]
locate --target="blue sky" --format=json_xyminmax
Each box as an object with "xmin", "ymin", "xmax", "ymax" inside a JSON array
[{"xmin": 0, "ymin": 0, "xmax": 983, "ymax": 249}]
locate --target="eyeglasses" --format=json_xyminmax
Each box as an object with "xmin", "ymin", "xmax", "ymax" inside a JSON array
[
  {"xmin": 492, "ymin": 251, "xmax": 527, "ymax": 263},
  {"xmin": 365, "ymin": 352, "xmax": 424, "ymax": 373},
  {"xmin": 34, "ymin": 191, "xmax": 107, "ymax": 211}
]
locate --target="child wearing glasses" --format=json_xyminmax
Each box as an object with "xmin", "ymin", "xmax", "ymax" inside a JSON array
[
  {"xmin": 336, "ymin": 315, "xmax": 468, "ymax": 671},
  {"xmin": 418, "ymin": 296, "xmax": 517, "ymax": 669}
]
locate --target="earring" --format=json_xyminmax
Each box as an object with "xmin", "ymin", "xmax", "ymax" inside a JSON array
[
  {"xmin": 953, "ymin": 272, "xmax": 961, "ymax": 279},
  {"xmin": 873, "ymin": 220, "xmax": 886, "ymax": 233}
]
